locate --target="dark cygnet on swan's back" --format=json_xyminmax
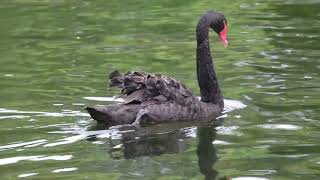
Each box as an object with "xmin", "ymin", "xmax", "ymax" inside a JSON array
[{"xmin": 86, "ymin": 11, "xmax": 229, "ymax": 126}]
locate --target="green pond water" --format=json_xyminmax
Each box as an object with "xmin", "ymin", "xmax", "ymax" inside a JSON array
[{"xmin": 0, "ymin": 0, "xmax": 320, "ymax": 179}]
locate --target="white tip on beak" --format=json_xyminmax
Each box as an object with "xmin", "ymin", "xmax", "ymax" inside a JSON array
[{"xmin": 223, "ymin": 40, "xmax": 228, "ymax": 48}]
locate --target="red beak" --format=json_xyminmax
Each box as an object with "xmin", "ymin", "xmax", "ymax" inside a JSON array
[{"xmin": 219, "ymin": 21, "xmax": 228, "ymax": 48}]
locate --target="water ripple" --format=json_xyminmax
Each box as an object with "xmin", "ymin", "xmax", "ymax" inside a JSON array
[
  {"xmin": 18, "ymin": 173, "xmax": 38, "ymax": 178},
  {"xmin": 44, "ymin": 135, "xmax": 86, "ymax": 147},
  {"xmin": 0, "ymin": 139, "xmax": 47, "ymax": 151},
  {"xmin": 52, "ymin": 167, "xmax": 78, "ymax": 173},
  {"xmin": 0, "ymin": 155, "xmax": 73, "ymax": 166},
  {"xmin": 232, "ymin": 177, "xmax": 269, "ymax": 180},
  {"xmin": 257, "ymin": 124, "xmax": 301, "ymax": 130},
  {"xmin": 0, "ymin": 108, "xmax": 89, "ymax": 118}
]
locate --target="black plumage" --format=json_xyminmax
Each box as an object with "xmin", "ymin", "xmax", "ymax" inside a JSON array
[{"xmin": 86, "ymin": 11, "xmax": 228, "ymax": 126}]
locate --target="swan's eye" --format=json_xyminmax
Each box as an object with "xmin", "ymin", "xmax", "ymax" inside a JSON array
[{"xmin": 219, "ymin": 21, "xmax": 228, "ymax": 48}]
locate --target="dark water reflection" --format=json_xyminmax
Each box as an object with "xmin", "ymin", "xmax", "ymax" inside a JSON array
[
  {"xmin": 89, "ymin": 122, "xmax": 226, "ymax": 179},
  {"xmin": 197, "ymin": 126, "xmax": 219, "ymax": 180},
  {"xmin": 0, "ymin": 0, "xmax": 320, "ymax": 179}
]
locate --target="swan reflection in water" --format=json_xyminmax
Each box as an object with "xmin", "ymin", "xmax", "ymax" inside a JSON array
[
  {"xmin": 88, "ymin": 120, "xmax": 229, "ymax": 180},
  {"xmin": 197, "ymin": 125, "xmax": 229, "ymax": 180}
]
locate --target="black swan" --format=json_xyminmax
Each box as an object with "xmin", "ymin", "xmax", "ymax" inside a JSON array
[{"xmin": 86, "ymin": 11, "xmax": 228, "ymax": 126}]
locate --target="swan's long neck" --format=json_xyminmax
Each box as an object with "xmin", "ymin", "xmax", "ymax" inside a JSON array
[{"xmin": 196, "ymin": 13, "xmax": 223, "ymax": 107}]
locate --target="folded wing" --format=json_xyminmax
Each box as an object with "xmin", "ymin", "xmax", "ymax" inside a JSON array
[{"xmin": 109, "ymin": 70, "xmax": 197, "ymax": 106}]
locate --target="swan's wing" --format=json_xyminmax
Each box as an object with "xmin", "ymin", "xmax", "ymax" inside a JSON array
[{"xmin": 108, "ymin": 70, "xmax": 197, "ymax": 105}]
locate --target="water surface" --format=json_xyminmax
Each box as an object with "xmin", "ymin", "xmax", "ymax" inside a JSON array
[{"xmin": 0, "ymin": 0, "xmax": 319, "ymax": 179}]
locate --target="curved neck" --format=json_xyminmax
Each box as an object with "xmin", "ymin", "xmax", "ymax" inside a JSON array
[{"xmin": 196, "ymin": 13, "xmax": 223, "ymax": 107}]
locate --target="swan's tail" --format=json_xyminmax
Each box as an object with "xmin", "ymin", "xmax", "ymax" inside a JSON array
[
  {"xmin": 85, "ymin": 104, "xmax": 140, "ymax": 126},
  {"xmin": 85, "ymin": 107, "xmax": 113, "ymax": 125}
]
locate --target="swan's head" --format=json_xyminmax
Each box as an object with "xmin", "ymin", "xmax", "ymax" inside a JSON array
[{"xmin": 210, "ymin": 12, "xmax": 228, "ymax": 48}]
